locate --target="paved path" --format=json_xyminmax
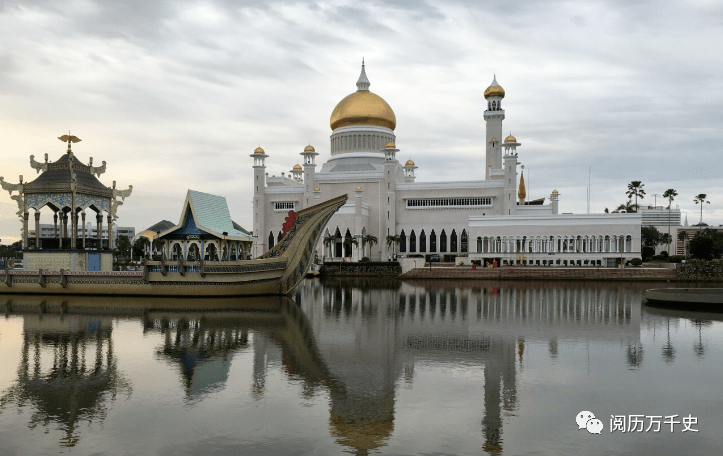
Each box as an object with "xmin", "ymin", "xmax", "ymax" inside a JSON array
[{"xmin": 401, "ymin": 266, "xmax": 678, "ymax": 281}]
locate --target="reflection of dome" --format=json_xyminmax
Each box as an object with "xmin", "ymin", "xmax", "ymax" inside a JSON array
[
  {"xmin": 329, "ymin": 414, "xmax": 394, "ymax": 453},
  {"xmin": 484, "ymin": 75, "xmax": 505, "ymax": 99},
  {"xmin": 304, "ymin": 145, "xmax": 315, "ymax": 152},
  {"xmin": 404, "ymin": 159, "xmax": 415, "ymax": 166},
  {"xmin": 253, "ymin": 147, "xmax": 265, "ymax": 154},
  {"xmin": 330, "ymin": 63, "xmax": 396, "ymax": 131},
  {"xmin": 293, "ymin": 164, "xmax": 302, "ymax": 171},
  {"xmin": 504, "ymin": 134, "xmax": 517, "ymax": 143},
  {"xmin": 384, "ymin": 141, "xmax": 395, "ymax": 148}
]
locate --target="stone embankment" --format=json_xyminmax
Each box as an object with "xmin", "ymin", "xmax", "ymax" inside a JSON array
[
  {"xmin": 678, "ymin": 261, "xmax": 723, "ymax": 282},
  {"xmin": 401, "ymin": 266, "xmax": 678, "ymax": 281},
  {"xmin": 320, "ymin": 262, "xmax": 402, "ymax": 277}
]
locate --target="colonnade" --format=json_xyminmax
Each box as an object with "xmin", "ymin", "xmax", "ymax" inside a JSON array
[{"xmin": 478, "ymin": 234, "xmax": 634, "ymax": 254}]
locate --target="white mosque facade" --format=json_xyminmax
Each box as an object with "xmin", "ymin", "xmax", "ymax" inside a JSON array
[{"xmin": 251, "ymin": 64, "xmax": 641, "ymax": 267}]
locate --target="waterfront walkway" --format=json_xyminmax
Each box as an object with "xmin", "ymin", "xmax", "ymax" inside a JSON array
[{"xmin": 401, "ymin": 266, "xmax": 678, "ymax": 281}]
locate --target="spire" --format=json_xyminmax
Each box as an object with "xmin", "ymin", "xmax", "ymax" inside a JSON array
[
  {"xmin": 518, "ymin": 171, "xmax": 527, "ymax": 200},
  {"xmin": 684, "ymin": 214, "xmax": 688, "ymax": 226},
  {"xmin": 356, "ymin": 58, "xmax": 370, "ymax": 91}
]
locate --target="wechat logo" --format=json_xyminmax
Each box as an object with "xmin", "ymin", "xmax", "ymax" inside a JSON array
[{"xmin": 576, "ymin": 411, "xmax": 603, "ymax": 434}]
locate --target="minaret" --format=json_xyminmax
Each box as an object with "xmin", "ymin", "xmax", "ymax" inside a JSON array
[
  {"xmin": 484, "ymin": 76, "xmax": 505, "ymax": 179},
  {"xmin": 484, "ymin": 76, "xmax": 506, "ymax": 179},
  {"xmin": 250, "ymin": 147, "xmax": 268, "ymax": 255},
  {"xmin": 518, "ymin": 171, "xmax": 526, "ymax": 205},
  {"xmin": 383, "ymin": 142, "xmax": 399, "ymax": 257},
  {"xmin": 300, "ymin": 145, "xmax": 318, "ymax": 209},
  {"xmin": 501, "ymin": 134, "xmax": 520, "ymax": 216},
  {"xmin": 550, "ymin": 190, "xmax": 560, "ymax": 215}
]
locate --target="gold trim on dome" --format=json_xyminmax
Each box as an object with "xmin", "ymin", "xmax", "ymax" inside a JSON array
[
  {"xmin": 293, "ymin": 164, "xmax": 302, "ymax": 170},
  {"xmin": 504, "ymin": 134, "xmax": 517, "ymax": 143},
  {"xmin": 304, "ymin": 145, "xmax": 315, "ymax": 152},
  {"xmin": 404, "ymin": 159, "xmax": 415, "ymax": 166},
  {"xmin": 384, "ymin": 141, "xmax": 396, "ymax": 148},
  {"xmin": 253, "ymin": 147, "xmax": 265, "ymax": 154},
  {"xmin": 330, "ymin": 91, "xmax": 396, "ymax": 131}
]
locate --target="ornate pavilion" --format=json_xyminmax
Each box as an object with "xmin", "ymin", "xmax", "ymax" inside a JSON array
[{"xmin": 0, "ymin": 135, "xmax": 132, "ymax": 271}]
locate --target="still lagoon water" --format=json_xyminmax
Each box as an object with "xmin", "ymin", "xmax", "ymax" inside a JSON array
[{"xmin": 0, "ymin": 279, "xmax": 721, "ymax": 455}]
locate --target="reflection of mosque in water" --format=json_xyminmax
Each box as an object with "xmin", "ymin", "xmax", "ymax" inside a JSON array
[
  {"xmin": 2, "ymin": 283, "xmax": 646, "ymax": 455},
  {"xmin": 294, "ymin": 279, "xmax": 643, "ymax": 455},
  {"xmin": 1, "ymin": 298, "xmax": 130, "ymax": 447}
]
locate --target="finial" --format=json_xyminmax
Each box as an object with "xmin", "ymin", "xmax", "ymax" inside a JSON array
[
  {"xmin": 356, "ymin": 59, "xmax": 370, "ymax": 91},
  {"xmin": 58, "ymin": 132, "xmax": 81, "ymax": 154}
]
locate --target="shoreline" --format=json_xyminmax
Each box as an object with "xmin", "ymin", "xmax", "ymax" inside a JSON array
[{"xmin": 399, "ymin": 266, "xmax": 679, "ymax": 281}]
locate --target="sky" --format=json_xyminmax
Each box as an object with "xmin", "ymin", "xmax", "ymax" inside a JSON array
[{"xmin": 1, "ymin": 0, "xmax": 722, "ymax": 243}]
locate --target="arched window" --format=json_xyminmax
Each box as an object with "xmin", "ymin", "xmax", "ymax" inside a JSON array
[
  {"xmin": 268, "ymin": 231, "xmax": 275, "ymax": 249},
  {"xmin": 477, "ymin": 236, "xmax": 482, "ymax": 253},
  {"xmin": 451, "ymin": 229, "xmax": 458, "ymax": 253},
  {"xmin": 409, "ymin": 230, "xmax": 417, "ymax": 253},
  {"xmin": 400, "ymin": 230, "xmax": 407, "ymax": 253},
  {"xmin": 420, "ymin": 230, "xmax": 426, "ymax": 253},
  {"xmin": 430, "ymin": 229, "xmax": 437, "ymax": 252},
  {"xmin": 440, "ymin": 229, "xmax": 447, "ymax": 252},
  {"xmin": 461, "ymin": 230, "xmax": 468, "ymax": 253}
]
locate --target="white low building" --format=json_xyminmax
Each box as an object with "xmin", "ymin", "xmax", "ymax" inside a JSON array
[{"xmin": 251, "ymin": 62, "xmax": 642, "ymax": 266}]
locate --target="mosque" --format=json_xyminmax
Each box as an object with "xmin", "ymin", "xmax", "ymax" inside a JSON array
[{"xmin": 252, "ymin": 63, "xmax": 641, "ymax": 267}]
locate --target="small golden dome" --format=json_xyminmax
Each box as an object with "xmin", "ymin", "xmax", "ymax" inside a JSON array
[
  {"xmin": 330, "ymin": 91, "xmax": 396, "ymax": 131},
  {"xmin": 314, "ymin": 187, "xmax": 320, "ymax": 191},
  {"xmin": 552, "ymin": 189, "xmax": 559, "ymax": 194},
  {"xmin": 355, "ymin": 186, "xmax": 362, "ymax": 191},
  {"xmin": 304, "ymin": 145, "xmax": 315, "ymax": 152},
  {"xmin": 253, "ymin": 146, "xmax": 265, "ymax": 154},
  {"xmin": 404, "ymin": 159, "xmax": 415, "ymax": 166},
  {"xmin": 504, "ymin": 134, "xmax": 517, "ymax": 143},
  {"xmin": 484, "ymin": 75, "xmax": 505, "ymax": 99},
  {"xmin": 490, "ymin": 137, "xmax": 497, "ymax": 142},
  {"xmin": 293, "ymin": 164, "xmax": 302, "ymax": 170},
  {"xmin": 384, "ymin": 141, "xmax": 396, "ymax": 149}
]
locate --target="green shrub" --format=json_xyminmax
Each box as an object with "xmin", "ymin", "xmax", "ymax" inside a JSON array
[
  {"xmin": 660, "ymin": 250, "xmax": 669, "ymax": 258},
  {"xmin": 360, "ymin": 257, "xmax": 370, "ymax": 262},
  {"xmin": 668, "ymin": 255, "xmax": 684, "ymax": 263},
  {"xmin": 644, "ymin": 257, "xmax": 652, "ymax": 262},
  {"xmin": 471, "ymin": 260, "xmax": 481, "ymax": 266},
  {"xmin": 642, "ymin": 246, "xmax": 655, "ymax": 259},
  {"xmin": 630, "ymin": 258, "xmax": 643, "ymax": 266},
  {"xmin": 651, "ymin": 254, "xmax": 667, "ymax": 261}
]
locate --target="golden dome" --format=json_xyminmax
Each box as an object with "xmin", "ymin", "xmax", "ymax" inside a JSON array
[
  {"xmin": 552, "ymin": 189, "xmax": 559, "ymax": 194},
  {"xmin": 490, "ymin": 137, "xmax": 497, "ymax": 142},
  {"xmin": 314, "ymin": 187, "xmax": 320, "ymax": 191},
  {"xmin": 293, "ymin": 164, "xmax": 302, "ymax": 171},
  {"xmin": 304, "ymin": 145, "xmax": 315, "ymax": 152},
  {"xmin": 330, "ymin": 91, "xmax": 396, "ymax": 131},
  {"xmin": 384, "ymin": 141, "xmax": 396, "ymax": 149},
  {"xmin": 484, "ymin": 75, "xmax": 505, "ymax": 99},
  {"xmin": 504, "ymin": 134, "xmax": 517, "ymax": 143},
  {"xmin": 253, "ymin": 146, "xmax": 265, "ymax": 154},
  {"xmin": 404, "ymin": 159, "xmax": 415, "ymax": 166},
  {"xmin": 355, "ymin": 186, "xmax": 362, "ymax": 190}
]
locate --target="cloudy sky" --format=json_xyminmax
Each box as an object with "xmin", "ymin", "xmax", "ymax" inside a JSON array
[{"xmin": 1, "ymin": 0, "xmax": 721, "ymax": 242}]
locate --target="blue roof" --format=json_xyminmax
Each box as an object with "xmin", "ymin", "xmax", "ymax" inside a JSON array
[{"xmin": 160, "ymin": 190, "xmax": 254, "ymax": 240}]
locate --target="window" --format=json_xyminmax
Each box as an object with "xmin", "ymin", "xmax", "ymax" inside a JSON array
[
  {"xmin": 406, "ymin": 197, "xmax": 492, "ymax": 209},
  {"xmin": 274, "ymin": 202, "xmax": 295, "ymax": 211}
]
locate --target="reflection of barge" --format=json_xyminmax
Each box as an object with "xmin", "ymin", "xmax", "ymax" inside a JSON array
[
  {"xmin": 1, "ymin": 195, "xmax": 346, "ymax": 297},
  {"xmin": 645, "ymin": 288, "xmax": 723, "ymax": 311}
]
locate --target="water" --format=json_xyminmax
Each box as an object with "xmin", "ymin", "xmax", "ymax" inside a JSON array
[{"xmin": 0, "ymin": 279, "xmax": 721, "ymax": 455}]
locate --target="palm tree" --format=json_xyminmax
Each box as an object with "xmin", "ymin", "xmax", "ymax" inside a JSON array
[
  {"xmin": 342, "ymin": 235, "xmax": 358, "ymax": 259},
  {"xmin": 694, "ymin": 194, "xmax": 710, "ymax": 230},
  {"xmin": 361, "ymin": 234, "xmax": 378, "ymax": 258},
  {"xmin": 386, "ymin": 234, "xmax": 401, "ymax": 257},
  {"xmin": 323, "ymin": 234, "xmax": 336, "ymax": 260},
  {"xmin": 663, "ymin": 188, "xmax": 678, "ymax": 253},
  {"xmin": 678, "ymin": 231, "xmax": 688, "ymax": 258},
  {"xmin": 612, "ymin": 200, "xmax": 636, "ymax": 213},
  {"xmin": 626, "ymin": 181, "xmax": 645, "ymax": 212}
]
